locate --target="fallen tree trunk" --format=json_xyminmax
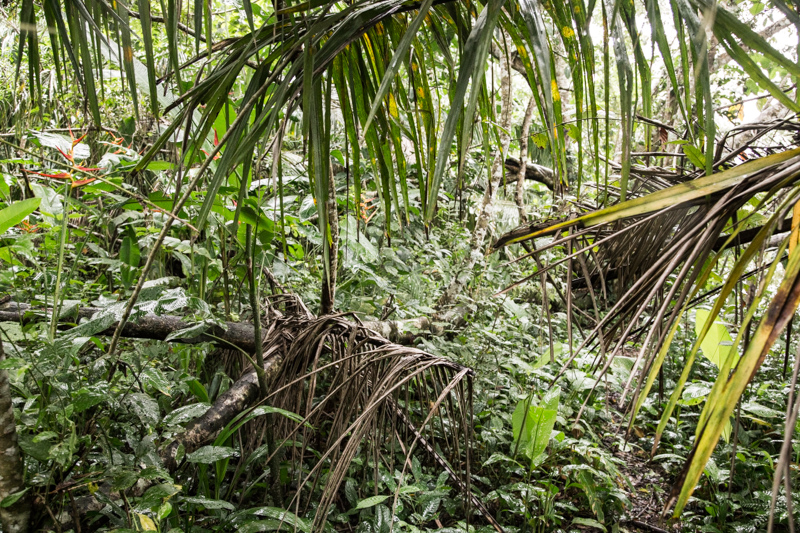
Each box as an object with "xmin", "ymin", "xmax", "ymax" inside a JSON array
[
  {"xmin": 504, "ymin": 157, "xmax": 555, "ymax": 190},
  {"xmin": 0, "ymin": 302, "xmax": 260, "ymax": 352},
  {"xmin": 0, "ymin": 302, "xmax": 494, "ymax": 529},
  {"xmin": 710, "ymin": 216, "xmax": 792, "ymax": 252},
  {"xmin": 361, "ymin": 316, "xmax": 444, "ymax": 344},
  {"xmin": 0, "ymin": 302, "xmax": 442, "ymax": 349},
  {"xmin": 160, "ymin": 354, "xmax": 284, "ymax": 470}
]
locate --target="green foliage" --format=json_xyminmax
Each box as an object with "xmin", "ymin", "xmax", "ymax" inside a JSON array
[
  {"xmin": 695, "ymin": 309, "xmax": 738, "ymax": 369},
  {"xmin": 512, "ymin": 386, "xmax": 560, "ymax": 467},
  {"xmin": 1, "ymin": 0, "xmax": 800, "ymax": 529},
  {"xmin": 0, "ymin": 198, "xmax": 40, "ymax": 234}
]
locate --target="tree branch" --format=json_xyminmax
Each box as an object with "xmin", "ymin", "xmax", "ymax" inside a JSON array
[
  {"xmin": 160, "ymin": 354, "xmax": 284, "ymax": 470},
  {"xmin": 128, "ymin": 9, "xmax": 205, "ymax": 41},
  {"xmin": 710, "ymin": 18, "xmax": 793, "ymax": 73},
  {"xmin": 489, "ymin": 42, "xmax": 527, "ymax": 78}
]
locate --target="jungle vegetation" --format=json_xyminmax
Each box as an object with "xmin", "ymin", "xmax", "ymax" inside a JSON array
[{"xmin": 0, "ymin": 0, "xmax": 800, "ymax": 530}]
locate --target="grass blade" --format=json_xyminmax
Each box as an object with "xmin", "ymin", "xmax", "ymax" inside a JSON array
[{"xmin": 137, "ymin": 0, "xmax": 159, "ymax": 117}]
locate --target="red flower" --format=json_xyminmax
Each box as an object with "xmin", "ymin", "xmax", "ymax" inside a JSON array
[
  {"xmin": 23, "ymin": 170, "xmax": 71, "ymax": 179},
  {"xmin": 56, "ymin": 147, "xmax": 74, "ymax": 163}
]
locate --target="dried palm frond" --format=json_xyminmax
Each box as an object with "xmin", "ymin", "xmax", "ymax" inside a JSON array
[
  {"xmin": 150, "ymin": 295, "xmax": 496, "ymax": 530},
  {"xmin": 226, "ymin": 305, "xmax": 498, "ymax": 531}
]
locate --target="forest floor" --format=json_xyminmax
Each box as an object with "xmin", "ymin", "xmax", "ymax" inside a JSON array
[{"xmin": 601, "ymin": 407, "xmax": 683, "ymax": 532}]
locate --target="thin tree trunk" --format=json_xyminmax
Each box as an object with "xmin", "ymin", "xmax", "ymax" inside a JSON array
[
  {"xmin": 709, "ymin": 18, "xmax": 792, "ymax": 74},
  {"xmin": 514, "ymin": 96, "xmax": 537, "ymax": 224},
  {"xmin": 437, "ymin": 42, "xmax": 513, "ymax": 308},
  {"xmin": 0, "ymin": 339, "xmax": 30, "ymax": 533},
  {"xmin": 321, "ymin": 166, "xmax": 339, "ymax": 315}
]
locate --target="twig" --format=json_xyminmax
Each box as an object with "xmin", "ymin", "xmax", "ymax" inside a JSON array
[
  {"xmin": 125, "ymin": 7, "xmax": 204, "ymax": 40},
  {"xmin": 715, "ymin": 85, "xmax": 797, "ymax": 112},
  {"xmin": 625, "ymin": 520, "xmax": 670, "ymax": 533}
]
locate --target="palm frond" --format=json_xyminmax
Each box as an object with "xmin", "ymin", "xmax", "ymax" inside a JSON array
[
  {"xmin": 262, "ymin": 311, "xmax": 481, "ymax": 529},
  {"xmin": 493, "ymin": 122, "xmax": 800, "ymax": 517}
]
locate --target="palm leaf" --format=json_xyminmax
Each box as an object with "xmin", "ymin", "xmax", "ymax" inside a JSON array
[{"xmin": 426, "ymin": 0, "xmax": 507, "ymax": 224}]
